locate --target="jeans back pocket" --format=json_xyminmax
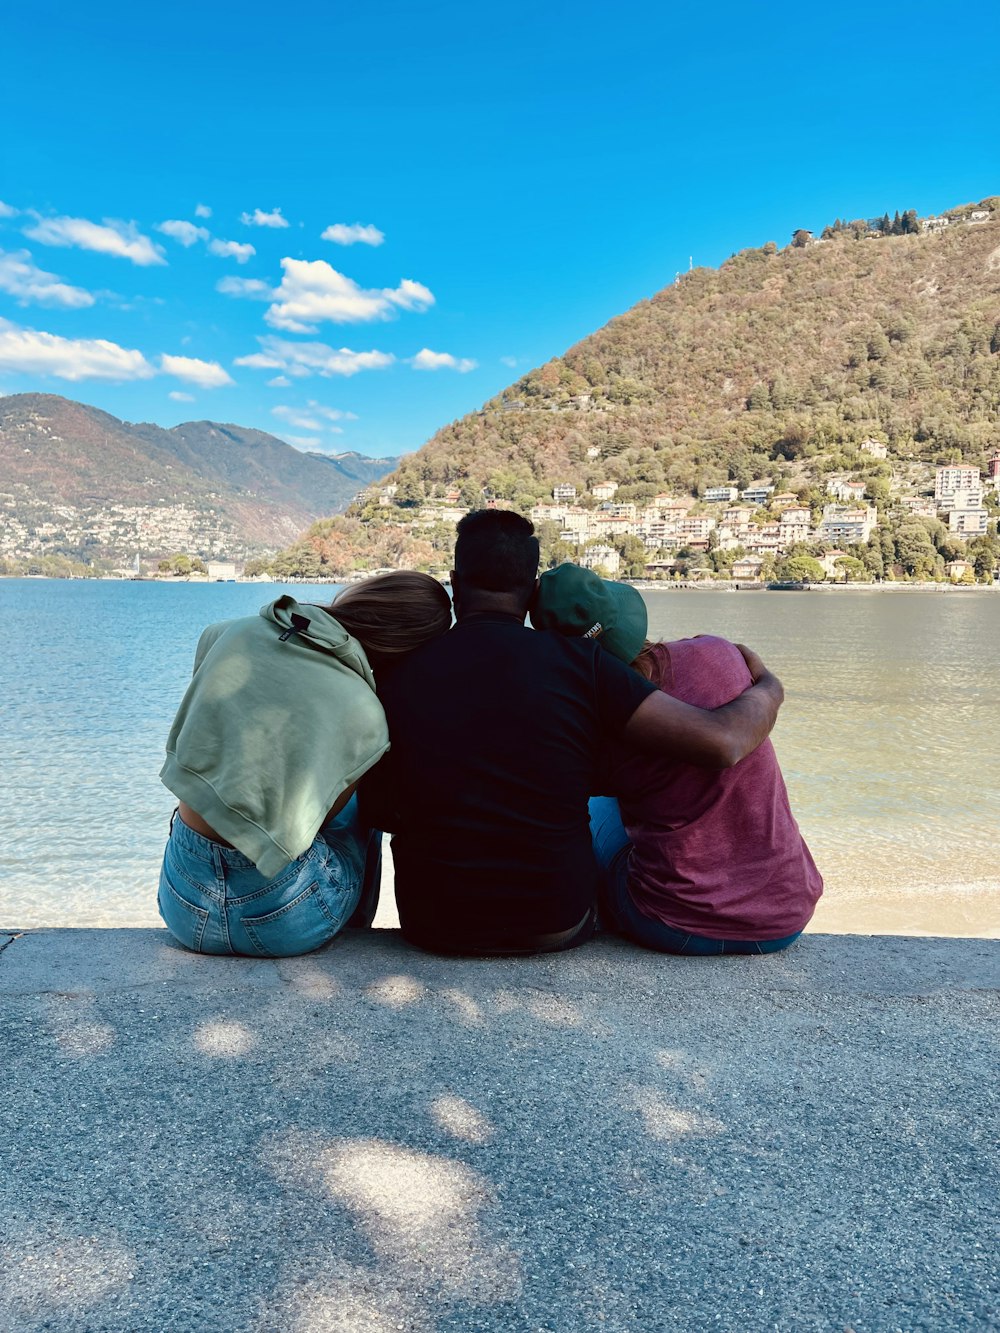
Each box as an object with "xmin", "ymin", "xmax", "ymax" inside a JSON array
[{"xmin": 241, "ymin": 882, "xmax": 339, "ymax": 958}]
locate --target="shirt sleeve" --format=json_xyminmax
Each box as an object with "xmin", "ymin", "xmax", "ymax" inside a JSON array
[{"xmin": 593, "ymin": 650, "xmax": 658, "ymax": 735}]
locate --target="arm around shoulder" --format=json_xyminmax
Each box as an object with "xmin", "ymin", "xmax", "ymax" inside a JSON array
[{"xmin": 622, "ymin": 651, "xmax": 784, "ymax": 768}]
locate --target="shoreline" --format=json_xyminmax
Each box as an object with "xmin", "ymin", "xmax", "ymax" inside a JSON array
[{"xmin": 2, "ymin": 572, "xmax": 998, "ymax": 593}]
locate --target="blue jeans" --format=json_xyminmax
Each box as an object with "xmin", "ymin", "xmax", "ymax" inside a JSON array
[
  {"xmin": 588, "ymin": 796, "xmax": 802, "ymax": 957},
  {"xmin": 158, "ymin": 796, "xmax": 381, "ymax": 958}
]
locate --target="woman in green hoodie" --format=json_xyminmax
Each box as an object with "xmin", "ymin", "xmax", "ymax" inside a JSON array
[{"xmin": 158, "ymin": 572, "xmax": 452, "ymax": 957}]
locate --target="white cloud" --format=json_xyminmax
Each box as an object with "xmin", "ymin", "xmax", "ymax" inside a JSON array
[
  {"xmin": 235, "ymin": 335, "xmax": 395, "ymax": 378},
  {"xmin": 0, "ymin": 201, "xmax": 17, "ymax": 218},
  {"xmin": 500, "ymin": 355, "xmax": 519, "ymax": 368},
  {"xmin": 266, "ymin": 374, "xmax": 291, "ymax": 387},
  {"xmin": 265, "ymin": 258, "xmax": 434, "ymax": 332},
  {"xmin": 169, "ymin": 390, "xmax": 195, "ymax": 402},
  {"xmin": 216, "ymin": 275, "xmax": 274, "ymax": 299},
  {"xmin": 0, "ymin": 317, "xmax": 154, "ymax": 381},
  {"xmin": 272, "ymin": 405, "xmax": 324, "ymax": 430},
  {"xmin": 0, "ymin": 249, "xmax": 95, "ymax": 308},
  {"xmin": 157, "ymin": 219, "xmax": 210, "ymax": 247},
  {"xmin": 241, "ymin": 207, "xmax": 290, "ymax": 228},
  {"xmin": 194, "ymin": 203, "xmax": 212, "ymax": 219},
  {"xmin": 208, "ymin": 238, "xmax": 255, "ymax": 263},
  {"xmin": 24, "ymin": 215, "xmax": 166, "ymax": 266},
  {"xmin": 410, "ymin": 348, "xmax": 478, "ymax": 373},
  {"xmin": 280, "ymin": 434, "xmax": 323, "ymax": 450},
  {"xmin": 321, "ymin": 222, "xmax": 385, "ymax": 247},
  {"xmin": 160, "ymin": 353, "xmax": 234, "ymax": 388},
  {"xmin": 306, "ymin": 400, "xmax": 358, "ymax": 422}
]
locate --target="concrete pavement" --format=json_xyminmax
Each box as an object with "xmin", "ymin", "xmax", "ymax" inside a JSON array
[{"xmin": 1, "ymin": 928, "xmax": 997, "ymax": 1333}]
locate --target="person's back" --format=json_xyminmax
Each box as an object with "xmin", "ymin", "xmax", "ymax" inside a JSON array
[
  {"xmin": 611, "ymin": 636, "xmax": 822, "ymax": 940},
  {"xmin": 371, "ymin": 611, "xmax": 652, "ymax": 952}
]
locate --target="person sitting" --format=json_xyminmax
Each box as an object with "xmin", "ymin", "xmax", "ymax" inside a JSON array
[
  {"xmin": 157, "ymin": 572, "xmax": 452, "ymax": 957},
  {"xmin": 360, "ymin": 510, "xmax": 786, "ymax": 956},
  {"xmin": 532, "ymin": 563, "xmax": 823, "ymax": 955}
]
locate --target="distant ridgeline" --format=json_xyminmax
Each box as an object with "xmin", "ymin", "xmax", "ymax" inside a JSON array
[
  {"xmin": 256, "ymin": 195, "xmax": 1000, "ymax": 585},
  {"xmin": 0, "ymin": 394, "xmax": 399, "ymax": 572}
]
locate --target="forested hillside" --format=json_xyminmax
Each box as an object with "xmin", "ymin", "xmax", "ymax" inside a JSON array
[{"xmin": 252, "ymin": 197, "xmax": 1000, "ymax": 581}]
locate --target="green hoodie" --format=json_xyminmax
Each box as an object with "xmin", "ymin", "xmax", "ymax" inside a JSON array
[{"xmin": 160, "ymin": 595, "xmax": 389, "ymax": 878}]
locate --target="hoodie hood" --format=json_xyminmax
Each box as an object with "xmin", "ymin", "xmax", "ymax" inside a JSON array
[{"xmin": 260, "ymin": 596, "xmax": 376, "ymax": 690}]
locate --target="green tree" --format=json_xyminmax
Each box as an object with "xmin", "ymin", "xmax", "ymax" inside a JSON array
[{"xmin": 776, "ymin": 554, "xmax": 825, "ymax": 583}]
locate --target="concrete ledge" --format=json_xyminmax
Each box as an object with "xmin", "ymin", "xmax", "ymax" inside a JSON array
[{"xmin": 1, "ymin": 930, "xmax": 997, "ymax": 1332}]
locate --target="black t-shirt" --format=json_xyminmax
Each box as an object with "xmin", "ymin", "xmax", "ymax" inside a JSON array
[{"xmin": 362, "ymin": 612, "xmax": 656, "ymax": 952}]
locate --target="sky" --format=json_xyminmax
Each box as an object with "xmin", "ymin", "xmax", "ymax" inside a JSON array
[{"xmin": 0, "ymin": 0, "xmax": 997, "ymax": 459}]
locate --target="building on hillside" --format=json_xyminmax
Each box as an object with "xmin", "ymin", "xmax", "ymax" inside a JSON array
[
  {"xmin": 770, "ymin": 492, "xmax": 800, "ymax": 509},
  {"xmin": 744, "ymin": 525, "xmax": 783, "ymax": 554},
  {"xmin": 780, "ymin": 506, "xmax": 812, "ymax": 526},
  {"xmin": 722, "ymin": 506, "xmax": 754, "ymax": 527},
  {"xmin": 566, "ymin": 393, "xmax": 593, "ymax": 410},
  {"xmin": 741, "ymin": 485, "xmax": 775, "ymax": 506},
  {"xmin": 898, "ymin": 497, "xmax": 938, "ymax": 519},
  {"xmin": 988, "ymin": 452, "xmax": 1000, "ymax": 485},
  {"xmin": 604, "ymin": 502, "xmax": 637, "ymax": 520},
  {"xmin": 938, "ymin": 486, "xmax": 984, "ymax": 515},
  {"xmin": 860, "ymin": 438, "xmax": 888, "ymax": 459},
  {"xmin": 678, "ymin": 516, "xmax": 717, "ymax": 542},
  {"xmin": 443, "ymin": 487, "xmax": 462, "ymax": 504},
  {"xmin": 778, "ymin": 516, "xmax": 812, "ymax": 545},
  {"xmin": 553, "ymin": 483, "xmax": 577, "ymax": 502},
  {"xmin": 580, "ymin": 545, "xmax": 621, "ymax": 576},
  {"xmin": 921, "ymin": 216, "xmax": 950, "ymax": 233},
  {"xmin": 818, "ymin": 505, "xmax": 877, "ymax": 544},
  {"xmin": 969, "ymin": 211, "xmax": 991, "ymax": 223},
  {"xmin": 935, "ymin": 466, "xmax": 981, "ymax": 506},
  {"xmin": 732, "ymin": 556, "xmax": 764, "ymax": 581},
  {"xmin": 704, "ymin": 485, "xmax": 739, "ymax": 503},
  {"xmin": 378, "ymin": 484, "xmax": 398, "ymax": 505},
  {"xmin": 591, "ymin": 481, "xmax": 618, "ymax": 500},
  {"xmin": 818, "ymin": 549, "xmax": 848, "ymax": 579},
  {"xmin": 948, "ymin": 508, "xmax": 988, "ymax": 538},
  {"xmin": 827, "ymin": 478, "xmax": 868, "ymax": 503},
  {"xmin": 529, "ymin": 502, "xmax": 569, "ymax": 524},
  {"xmin": 586, "ymin": 446, "xmax": 601, "ymax": 459}
]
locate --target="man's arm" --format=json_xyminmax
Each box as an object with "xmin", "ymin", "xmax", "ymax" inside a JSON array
[{"xmin": 621, "ymin": 644, "xmax": 783, "ymax": 768}]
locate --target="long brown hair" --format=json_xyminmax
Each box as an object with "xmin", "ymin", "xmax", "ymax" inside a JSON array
[
  {"xmin": 631, "ymin": 639, "xmax": 667, "ymax": 687},
  {"xmin": 326, "ymin": 572, "xmax": 452, "ymax": 664}
]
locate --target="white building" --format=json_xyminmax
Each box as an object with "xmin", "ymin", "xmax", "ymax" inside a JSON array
[
  {"xmin": 732, "ymin": 556, "xmax": 764, "ymax": 581},
  {"xmin": 580, "ymin": 545, "xmax": 621, "ymax": 576},
  {"xmin": 899, "ymin": 497, "xmax": 937, "ymax": 519},
  {"xmin": 553, "ymin": 483, "xmax": 578, "ymax": 502},
  {"xmin": 827, "ymin": 477, "xmax": 868, "ymax": 503},
  {"xmin": 860, "ymin": 438, "xmax": 888, "ymax": 459},
  {"xmin": 948, "ymin": 508, "xmax": 988, "ymax": 538},
  {"xmin": 591, "ymin": 482, "xmax": 618, "ymax": 501},
  {"xmin": 934, "ymin": 466, "xmax": 981, "ymax": 506},
  {"xmin": 818, "ymin": 505, "xmax": 877, "ymax": 544},
  {"xmin": 704, "ymin": 485, "xmax": 738, "ymax": 503},
  {"xmin": 741, "ymin": 485, "xmax": 775, "ymax": 506}
]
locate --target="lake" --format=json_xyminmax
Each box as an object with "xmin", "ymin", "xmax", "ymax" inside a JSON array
[{"xmin": 1, "ymin": 579, "xmax": 997, "ymax": 937}]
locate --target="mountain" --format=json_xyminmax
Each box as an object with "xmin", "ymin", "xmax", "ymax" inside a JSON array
[
  {"xmin": 265, "ymin": 196, "xmax": 1000, "ymax": 578},
  {"xmin": 0, "ymin": 394, "xmax": 399, "ymax": 565}
]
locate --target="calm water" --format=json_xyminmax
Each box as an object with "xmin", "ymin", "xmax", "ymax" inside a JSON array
[{"xmin": 1, "ymin": 579, "xmax": 997, "ymax": 935}]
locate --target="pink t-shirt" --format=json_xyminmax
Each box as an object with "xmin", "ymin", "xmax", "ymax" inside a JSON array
[{"xmin": 608, "ymin": 637, "xmax": 823, "ymax": 940}]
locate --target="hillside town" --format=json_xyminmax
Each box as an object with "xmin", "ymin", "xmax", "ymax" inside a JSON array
[{"xmin": 361, "ymin": 445, "xmax": 1000, "ymax": 584}]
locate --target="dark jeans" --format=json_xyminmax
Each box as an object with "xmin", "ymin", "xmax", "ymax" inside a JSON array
[{"xmin": 588, "ymin": 796, "xmax": 802, "ymax": 957}]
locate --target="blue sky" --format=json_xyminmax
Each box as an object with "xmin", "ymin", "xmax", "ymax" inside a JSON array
[{"xmin": 1, "ymin": 0, "xmax": 997, "ymax": 458}]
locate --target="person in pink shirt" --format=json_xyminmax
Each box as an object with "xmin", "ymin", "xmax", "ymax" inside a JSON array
[{"xmin": 532, "ymin": 564, "xmax": 822, "ymax": 955}]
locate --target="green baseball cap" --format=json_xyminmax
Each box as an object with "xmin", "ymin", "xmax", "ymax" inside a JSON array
[{"xmin": 532, "ymin": 562, "xmax": 648, "ymax": 664}]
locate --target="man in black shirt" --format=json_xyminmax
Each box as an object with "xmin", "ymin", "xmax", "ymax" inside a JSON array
[{"xmin": 363, "ymin": 511, "xmax": 784, "ymax": 955}]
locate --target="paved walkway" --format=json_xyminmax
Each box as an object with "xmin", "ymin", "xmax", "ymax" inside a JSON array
[{"xmin": 1, "ymin": 928, "xmax": 997, "ymax": 1333}]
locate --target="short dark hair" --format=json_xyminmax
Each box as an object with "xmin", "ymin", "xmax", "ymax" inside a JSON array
[{"xmin": 454, "ymin": 509, "xmax": 539, "ymax": 595}]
